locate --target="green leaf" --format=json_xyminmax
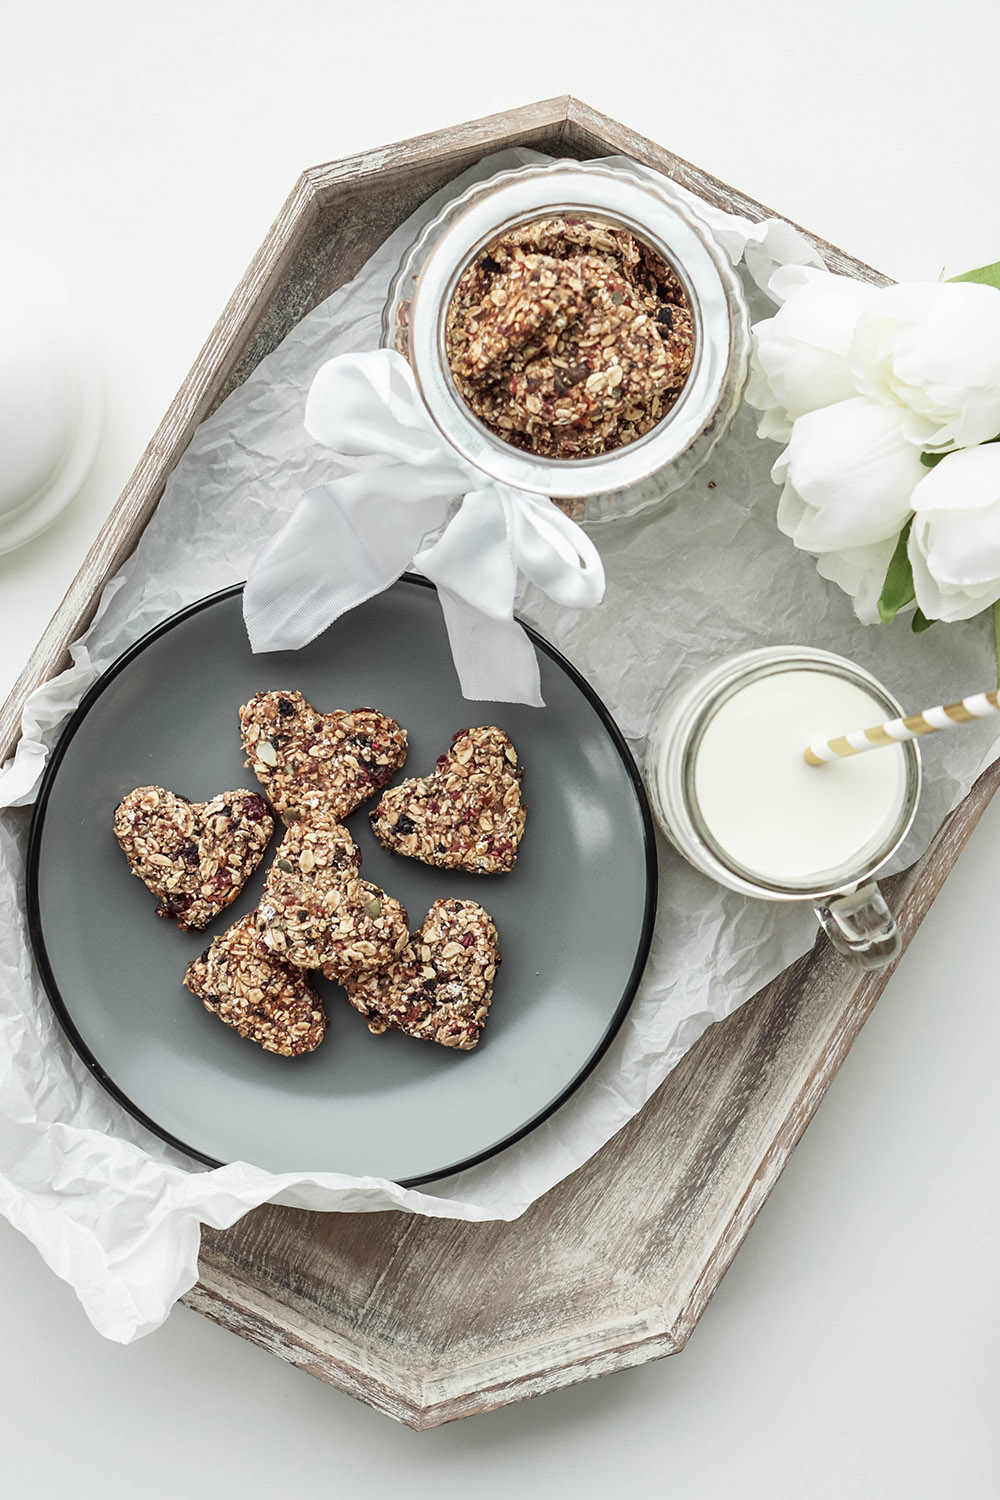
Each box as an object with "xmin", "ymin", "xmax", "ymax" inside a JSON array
[
  {"xmin": 911, "ymin": 609, "xmax": 935, "ymax": 633},
  {"xmin": 949, "ymin": 260, "xmax": 1000, "ymax": 291},
  {"xmin": 877, "ymin": 521, "xmax": 916, "ymax": 623}
]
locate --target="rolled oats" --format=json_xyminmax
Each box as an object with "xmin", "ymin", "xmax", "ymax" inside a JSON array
[
  {"xmin": 370, "ymin": 726, "xmax": 525, "ymax": 874},
  {"xmin": 113, "ymin": 786, "xmax": 273, "ymax": 931},
  {"xmin": 239, "ymin": 690, "xmax": 407, "ymax": 825},
  {"xmin": 442, "ymin": 215, "xmax": 694, "ymax": 459},
  {"xmin": 252, "ymin": 808, "xmax": 410, "ymax": 978},
  {"xmin": 184, "ymin": 914, "xmax": 326, "ymax": 1057},
  {"xmin": 342, "ymin": 899, "xmax": 499, "ymax": 1050}
]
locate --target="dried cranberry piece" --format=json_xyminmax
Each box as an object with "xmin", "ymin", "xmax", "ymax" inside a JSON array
[
  {"xmin": 240, "ymin": 793, "xmax": 269, "ymax": 822},
  {"xmin": 277, "ymin": 697, "xmax": 296, "ymax": 716},
  {"xmin": 178, "ymin": 841, "xmax": 199, "ymax": 868},
  {"xmin": 162, "ymin": 894, "xmax": 193, "ymax": 919}
]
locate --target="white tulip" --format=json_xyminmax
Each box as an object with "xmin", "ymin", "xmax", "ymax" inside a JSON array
[
  {"xmin": 747, "ymin": 266, "xmax": 877, "ymax": 441},
  {"xmin": 773, "ymin": 397, "xmax": 925, "ymax": 554},
  {"xmin": 849, "ymin": 280, "xmax": 1000, "ymax": 451},
  {"xmin": 814, "ymin": 540, "xmax": 899, "ymax": 626},
  {"xmin": 908, "ymin": 444, "xmax": 1000, "ymax": 621}
]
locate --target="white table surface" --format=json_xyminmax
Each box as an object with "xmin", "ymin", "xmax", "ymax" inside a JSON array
[{"xmin": 2, "ymin": 3, "xmax": 998, "ymax": 1493}]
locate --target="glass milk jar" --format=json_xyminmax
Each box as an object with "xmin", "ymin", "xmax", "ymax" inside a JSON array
[
  {"xmin": 381, "ymin": 158, "xmax": 750, "ymax": 524},
  {"xmin": 645, "ymin": 648, "xmax": 922, "ymax": 969}
]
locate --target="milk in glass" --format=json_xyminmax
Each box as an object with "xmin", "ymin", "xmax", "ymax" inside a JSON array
[{"xmin": 691, "ymin": 669, "xmax": 908, "ymax": 887}]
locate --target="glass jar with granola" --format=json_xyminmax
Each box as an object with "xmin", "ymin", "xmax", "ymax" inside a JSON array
[{"xmin": 382, "ymin": 159, "xmax": 750, "ymax": 524}]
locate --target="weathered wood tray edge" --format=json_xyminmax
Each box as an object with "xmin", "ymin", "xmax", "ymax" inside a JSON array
[
  {"xmin": 182, "ymin": 780, "xmax": 995, "ymax": 1428},
  {"xmin": 4, "ymin": 97, "xmax": 992, "ymax": 1429}
]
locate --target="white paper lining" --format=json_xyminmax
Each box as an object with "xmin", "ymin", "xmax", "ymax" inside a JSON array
[{"xmin": 1, "ymin": 148, "xmax": 997, "ymax": 1342}]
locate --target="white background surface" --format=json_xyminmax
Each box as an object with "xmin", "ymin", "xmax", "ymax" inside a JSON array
[{"xmin": 1, "ymin": 2, "xmax": 998, "ymax": 1493}]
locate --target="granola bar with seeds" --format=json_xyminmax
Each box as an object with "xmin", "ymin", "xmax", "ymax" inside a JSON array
[
  {"xmin": 370, "ymin": 726, "xmax": 525, "ymax": 874},
  {"xmin": 253, "ymin": 809, "xmax": 409, "ymax": 978},
  {"xmin": 113, "ymin": 786, "xmax": 273, "ymax": 931},
  {"xmin": 342, "ymin": 899, "xmax": 499, "ymax": 1051},
  {"xmin": 239, "ymin": 690, "xmax": 407, "ymax": 825},
  {"xmin": 442, "ymin": 215, "xmax": 694, "ymax": 460},
  {"xmin": 184, "ymin": 914, "xmax": 326, "ymax": 1057}
]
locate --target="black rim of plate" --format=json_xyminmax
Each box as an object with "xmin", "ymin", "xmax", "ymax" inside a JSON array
[{"xmin": 26, "ymin": 577, "xmax": 659, "ymax": 1187}]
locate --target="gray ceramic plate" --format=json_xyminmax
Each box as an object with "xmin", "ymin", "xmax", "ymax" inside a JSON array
[{"xmin": 27, "ymin": 579, "xmax": 656, "ymax": 1185}]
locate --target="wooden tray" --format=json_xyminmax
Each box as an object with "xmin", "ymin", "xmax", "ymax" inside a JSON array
[{"xmin": 5, "ymin": 97, "xmax": 997, "ymax": 1429}]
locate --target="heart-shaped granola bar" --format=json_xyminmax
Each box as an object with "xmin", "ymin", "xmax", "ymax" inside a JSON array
[
  {"xmin": 370, "ymin": 726, "xmax": 525, "ymax": 874},
  {"xmin": 184, "ymin": 914, "xmax": 326, "ymax": 1056},
  {"xmin": 239, "ymin": 690, "xmax": 407, "ymax": 825},
  {"xmin": 113, "ymin": 786, "xmax": 273, "ymax": 931},
  {"xmin": 252, "ymin": 809, "xmax": 410, "ymax": 980},
  {"xmin": 341, "ymin": 899, "xmax": 500, "ymax": 1050}
]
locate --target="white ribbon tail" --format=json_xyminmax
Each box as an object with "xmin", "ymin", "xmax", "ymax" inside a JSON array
[
  {"xmin": 415, "ymin": 489, "xmax": 542, "ymax": 704},
  {"xmin": 413, "ymin": 489, "xmax": 516, "ymax": 622},
  {"xmin": 243, "ymin": 469, "xmax": 452, "ymax": 652},
  {"xmin": 435, "ymin": 586, "xmax": 544, "ymax": 707},
  {"xmin": 506, "ymin": 490, "xmax": 606, "ymax": 609}
]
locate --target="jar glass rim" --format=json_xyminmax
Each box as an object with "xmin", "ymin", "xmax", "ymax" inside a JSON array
[
  {"xmin": 393, "ymin": 160, "xmax": 746, "ymax": 500},
  {"xmin": 680, "ymin": 651, "xmax": 922, "ymax": 897}
]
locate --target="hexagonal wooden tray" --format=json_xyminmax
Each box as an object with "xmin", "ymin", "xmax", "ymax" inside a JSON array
[{"xmin": 5, "ymin": 97, "xmax": 998, "ymax": 1429}]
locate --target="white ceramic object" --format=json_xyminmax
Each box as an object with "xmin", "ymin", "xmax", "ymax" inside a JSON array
[{"xmin": 0, "ymin": 248, "xmax": 102, "ymax": 552}]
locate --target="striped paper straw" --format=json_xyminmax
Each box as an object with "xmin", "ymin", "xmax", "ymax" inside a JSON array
[{"xmin": 804, "ymin": 689, "xmax": 1000, "ymax": 766}]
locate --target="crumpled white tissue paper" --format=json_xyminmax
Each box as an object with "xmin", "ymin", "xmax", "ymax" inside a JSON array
[{"xmin": 1, "ymin": 148, "xmax": 998, "ymax": 1344}]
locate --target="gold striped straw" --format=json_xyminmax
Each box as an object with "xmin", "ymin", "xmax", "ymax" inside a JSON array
[{"xmin": 804, "ymin": 689, "xmax": 1000, "ymax": 766}]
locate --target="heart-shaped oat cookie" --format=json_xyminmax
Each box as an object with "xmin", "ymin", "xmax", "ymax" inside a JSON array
[
  {"xmin": 252, "ymin": 809, "xmax": 410, "ymax": 980},
  {"xmin": 370, "ymin": 726, "xmax": 525, "ymax": 874},
  {"xmin": 342, "ymin": 899, "xmax": 500, "ymax": 1050},
  {"xmin": 113, "ymin": 786, "xmax": 273, "ymax": 931},
  {"xmin": 239, "ymin": 690, "xmax": 407, "ymax": 825},
  {"xmin": 184, "ymin": 914, "xmax": 326, "ymax": 1056}
]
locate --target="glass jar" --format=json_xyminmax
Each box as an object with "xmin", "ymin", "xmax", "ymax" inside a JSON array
[
  {"xmin": 645, "ymin": 647, "xmax": 923, "ymax": 969},
  {"xmin": 381, "ymin": 159, "xmax": 750, "ymax": 525}
]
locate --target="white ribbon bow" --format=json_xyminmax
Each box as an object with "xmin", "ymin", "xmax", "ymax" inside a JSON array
[{"xmin": 242, "ymin": 349, "xmax": 605, "ymax": 706}]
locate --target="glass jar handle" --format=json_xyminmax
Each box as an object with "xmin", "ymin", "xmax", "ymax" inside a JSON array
[{"xmin": 813, "ymin": 882, "xmax": 901, "ymax": 970}]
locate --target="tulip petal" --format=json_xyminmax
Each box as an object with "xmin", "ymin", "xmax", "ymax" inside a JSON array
[
  {"xmin": 905, "ymin": 447, "xmax": 1000, "ymax": 598},
  {"xmin": 780, "ymin": 398, "xmax": 923, "ymax": 551},
  {"xmin": 747, "ymin": 269, "xmax": 874, "ymax": 429},
  {"xmin": 850, "ymin": 282, "xmax": 1000, "ymax": 450},
  {"xmin": 908, "ymin": 517, "xmax": 1000, "ymax": 621},
  {"xmin": 910, "ymin": 442, "xmax": 1000, "ymax": 514},
  {"xmin": 814, "ymin": 539, "xmax": 897, "ymax": 626}
]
